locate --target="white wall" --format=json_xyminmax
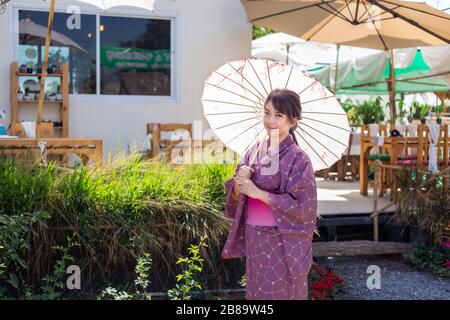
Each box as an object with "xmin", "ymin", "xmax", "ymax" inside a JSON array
[{"xmin": 0, "ymin": 0, "xmax": 252, "ymax": 159}]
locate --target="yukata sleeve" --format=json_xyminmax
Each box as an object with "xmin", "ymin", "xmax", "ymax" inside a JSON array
[
  {"xmin": 267, "ymin": 152, "xmax": 317, "ymax": 229},
  {"xmin": 223, "ymin": 143, "xmax": 257, "ymax": 219}
]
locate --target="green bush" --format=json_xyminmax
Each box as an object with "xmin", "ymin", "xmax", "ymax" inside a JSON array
[
  {"xmin": 340, "ymin": 97, "xmax": 385, "ymax": 125},
  {"xmin": 404, "ymin": 241, "xmax": 450, "ymax": 278},
  {"xmin": 0, "ymin": 155, "xmax": 240, "ymax": 296},
  {"xmin": 0, "ymin": 211, "xmax": 50, "ymax": 298}
]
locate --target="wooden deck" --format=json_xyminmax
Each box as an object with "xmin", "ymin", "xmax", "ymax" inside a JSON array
[{"xmin": 317, "ymin": 178, "xmax": 396, "ymax": 216}]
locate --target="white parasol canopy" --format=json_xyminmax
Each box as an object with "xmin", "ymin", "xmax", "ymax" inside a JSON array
[{"xmin": 201, "ymin": 58, "xmax": 351, "ymax": 172}]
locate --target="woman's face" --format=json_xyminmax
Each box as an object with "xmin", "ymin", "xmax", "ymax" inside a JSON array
[{"xmin": 263, "ymin": 101, "xmax": 298, "ymax": 138}]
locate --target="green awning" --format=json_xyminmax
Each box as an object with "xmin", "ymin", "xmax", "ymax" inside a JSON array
[{"xmin": 308, "ymin": 49, "xmax": 449, "ymax": 94}]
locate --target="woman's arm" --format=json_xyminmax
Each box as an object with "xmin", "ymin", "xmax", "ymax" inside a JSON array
[{"xmin": 253, "ymin": 188, "xmax": 269, "ymax": 204}]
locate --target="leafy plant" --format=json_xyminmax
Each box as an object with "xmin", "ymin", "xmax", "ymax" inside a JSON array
[
  {"xmin": 433, "ymin": 104, "xmax": 444, "ymax": 122},
  {"xmin": 167, "ymin": 237, "xmax": 208, "ymax": 300},
  {"xmin": 238, "ymin": 274, "xmax": 246, "ymax": 288},
  {"xmin": 134, "ymin": 253, "xmax": 153, "ymax": 299},
  {"xmin": 404, "ymin": 241, "xmax": 450, "ymax": 278},
  {"xmin": 397, "ymin": 93, "xmax": 407, "ymax": 125},
  {"xmin": 340, "ymin": 97, "xmax": 385, "ymax": 125},
  {"xmin": 98, "ymin": 252, "xmax": 153, "ymax": 300},
  {"xmin": 392, "ymin": 167, "xmax": 449, "ymax": 244},
  {"xmin": 418, "ymin": 104, "xmax": 431, "ymax": 120},
  {"xmin": 0, "ymin": 211, "xmax": 50, "ymax": 298},
  {"xmin": 359, "ymin": 96, "xmax": 385, "ymax": 124},
  {"xmin": 339, "ymin": 98, "xmax": 361, "ymax": 126},
  {"xmin": 252, "ymin": 25, "xmax": 275, "ymax": 40},
  {"xmin": 97, "ymin": 287, "xmax": 133, "ymax": 300},
  {"xmin": 25, "ymin": 236, "xmax": 80, "ymax": 300}
]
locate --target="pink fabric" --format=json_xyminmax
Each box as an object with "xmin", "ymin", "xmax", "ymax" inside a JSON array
[
  {"xmin": 395, "ymin": 159, "xmax": 418, "ymax": 165},
  {"xmin": 246, "ymin": 197, "xmax": 276, "ymax": 226}
]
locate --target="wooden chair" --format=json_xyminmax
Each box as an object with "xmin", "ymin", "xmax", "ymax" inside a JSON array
[
  {"xmin": 146, "ymin": 123, "xmax": 192, "ymax": 161},
  {"xmin": 390, "ymin": 124, "xmax": 448, "ymax": 200},
  {"xmin": 360, "ymin": 124, "xmax": 391, "ymax": 196},
  {"xmin": 12, "ymin": 122, "xmax": 55, "ymax": 138},
  {"xmin": 417, "ymin": 124, "xmax": 449, "ymax": 171},
  {"xmin": 342, "ymin": 132, "xmax": 360, "ymax": 181}
]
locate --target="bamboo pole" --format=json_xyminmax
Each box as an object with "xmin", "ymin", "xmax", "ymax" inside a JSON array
[
  {"xmin": 389, "ymin": 49, "xmax": 396, "ymax": 130},
  {"xmin": 333, "ymin": 44, "xmax": 340, "ymax": 94},
  {"xmin": 36, "ymin": 0, "xmax": 56, "ymax": 141}
]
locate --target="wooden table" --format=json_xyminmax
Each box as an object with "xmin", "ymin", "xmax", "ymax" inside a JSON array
[
  {"xmin": 0, "ymin": 138, "xmax": 103, "ymax": 166},
  {"xmin": 360, "ymin": 135, "xmax": 419, "ymax": 196}
]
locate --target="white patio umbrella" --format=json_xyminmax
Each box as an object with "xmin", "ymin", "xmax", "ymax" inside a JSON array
[
  {"xmin": 252, "ymin": 32, "xmax": 380, "ymax": 71},
  {"xmin": 201, "ymin": 58, "xmax": 351, "ymax": 172},
  {"xmin": 242, "ymin": 0, "xmax": 450, "ymax": 126}
]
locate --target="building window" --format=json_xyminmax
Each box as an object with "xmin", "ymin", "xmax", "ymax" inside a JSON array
[
  {"xmin": 19, "ymin": 10, "xmax": 97, "ymax": 94},
  {"xmin": 18, "ymin": 10, "xmax": 172, "ymax": 97},
  {"xmin": 100, "ymin": 16, "xmax": 171, "ymax": 96}
]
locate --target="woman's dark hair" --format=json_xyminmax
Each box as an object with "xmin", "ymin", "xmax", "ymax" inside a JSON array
[{"xmin": 264, "ymin": 88, "xmax": 301, "ymax": 146}]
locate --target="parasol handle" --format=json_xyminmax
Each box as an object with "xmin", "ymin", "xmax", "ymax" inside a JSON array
[{"xmin": 248, "ymin": 135, "xmax": 267, "ymax": 168}]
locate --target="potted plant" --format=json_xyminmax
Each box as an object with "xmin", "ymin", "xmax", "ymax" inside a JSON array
[
  {"xmin": 19, "ymin": 64, "xmax": 27, "ymax": 74},
  {"xmin": 418, "ymin": 104, "xmax": 430, "ymax": 124},
  {"xmin": 397, "ymin": 94, "xmax": 407, "ymax": 125},
  {"xmin": 35, "ymin": 63, "xmax": 42, "ymax": 75},
  {"xmin": 358, "ymin": 96, "xmax": 385, "ymax": 125},
  {"xmin": 23, "ymin": 87, "xmax": 34, "ymax": 100},
  {"xmin": 407, "ymin": 103, "xmax": 416, "ymax": 124},
  {"xmin": 48, "ymin": 91, "xmax": 57, "ymax": 101},
  {"xmin": 17, "ymin": 88, "xmax": 23, "ymax": 101},
  {"xmin": 340, "ymin": 98, "xmax": 361, "ymax": 126},
  {"xmin": 26, "ymin": 63, "xmax": 34, "ymax": 74},
  {"xmin": 433, "ymin": 104, "xmax": 444, "ymax": 124}
]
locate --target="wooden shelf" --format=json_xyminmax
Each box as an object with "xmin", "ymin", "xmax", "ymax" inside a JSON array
[
  {"xmin": 16, "ymin": 73, "xmax": 63, "ymax": 77},
  {"xmin": 18, "ymin": 100, "xmax": 64, "ymax": 104},
  {"xmin": 11, "ymin": 61, "xmax": 69, "ymax": 138}
]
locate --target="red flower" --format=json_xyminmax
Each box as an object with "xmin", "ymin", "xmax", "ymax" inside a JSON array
[
  {"xmin": 309, "ymin": 267, "xmax": 346, "ymax": 300},
  {"xmin": 441, "ymin": 241, "xmax": 450, "ymax": 248},
  {"xmin": 442, "ymin": 260, "xmax": 450, "ymax": 269}
]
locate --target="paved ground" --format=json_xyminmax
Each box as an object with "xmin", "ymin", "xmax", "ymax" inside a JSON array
[
  {"xmin": 328, "ymin": 255, "xmax": 450, "ymax": 300},
  {"xmin": 316, "ymin": 178, "xmax": 395, "ymax": 216}
]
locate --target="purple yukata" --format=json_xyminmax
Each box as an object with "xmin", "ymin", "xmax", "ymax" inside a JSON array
[{"xmin": 221, "ymin": 134, "xmax": 317, "ymax": 300}]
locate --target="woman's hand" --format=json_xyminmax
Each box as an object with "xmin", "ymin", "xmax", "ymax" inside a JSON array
[
  {"xmin": 237, "ymin": 165, "xmax": 254, "ymax": 180},
  {"xmin": 236, "ymin": 177, "xmax": 261, "ymax": 199}
]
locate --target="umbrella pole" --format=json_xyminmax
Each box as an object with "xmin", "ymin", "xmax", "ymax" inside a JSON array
[
  {"xmin": 286, "ymin": 43, "xmax": 290, "ymax": 65},
  {"xmin": 389, "ymin": 49, "xmax": 396, "ymax": 129},
  {"xmin": 333, "ymin": 44, "xmax": 340, "ymax": 94},
  {"xmin": 36, "ymin": 0, "xmax": 56, "ymax": 141}
]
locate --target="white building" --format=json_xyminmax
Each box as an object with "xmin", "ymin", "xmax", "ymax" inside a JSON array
[{"xmin": 0, "ymin": 0, "xmax": 251, "ymax": 158}]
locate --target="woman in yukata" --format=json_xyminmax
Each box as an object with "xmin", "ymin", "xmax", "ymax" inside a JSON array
[{"xmin": 221, "ymin": 88, "xmax": 318, "ymax": 300}]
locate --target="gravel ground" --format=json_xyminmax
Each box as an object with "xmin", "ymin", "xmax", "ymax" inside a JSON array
[{"xmin": 328, "ymin": 255, "xmax": 450, "ymax": 300}]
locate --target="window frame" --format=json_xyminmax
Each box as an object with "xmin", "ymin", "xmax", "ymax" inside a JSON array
[{"xmin": 13, "ymin": 2, "xmax": 178, "ymax": 102}]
